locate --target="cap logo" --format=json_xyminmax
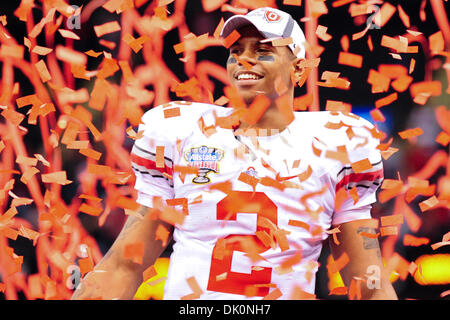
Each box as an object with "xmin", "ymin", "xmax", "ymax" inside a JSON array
[{"xmin": 264, "ymin": 10, "xmax": 281, "ymax": 22}]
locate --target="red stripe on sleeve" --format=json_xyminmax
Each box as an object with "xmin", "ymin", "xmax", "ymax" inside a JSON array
[
  {"xmin": 335, "ymin": 169, "xmax": 384, "ymax": 193},
  {"xmin": 131, "ymin": 153, "xmax": 173, "ymax": 176}
]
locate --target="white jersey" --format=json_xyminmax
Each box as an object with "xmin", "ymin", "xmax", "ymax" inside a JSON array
[{"xmin": 131, "ymin": 101, "xmax": 383, "ymax": 300}]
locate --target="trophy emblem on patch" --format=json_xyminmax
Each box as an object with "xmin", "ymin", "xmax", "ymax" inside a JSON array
[{"xmin": 184, "ymin": 146, "xmax": 224, "ymax": 184}]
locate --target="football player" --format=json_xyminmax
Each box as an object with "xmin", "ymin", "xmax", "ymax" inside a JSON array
[{"xmin": 72, "ymin": 7, "xmax": 397, "ymax": 300}]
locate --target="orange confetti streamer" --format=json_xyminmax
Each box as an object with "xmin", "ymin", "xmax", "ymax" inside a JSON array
[
  {"xmin": 293, "ymin": 93, "xmax": 314, "ymax": 111},
  {"xmin": 202, "ymin": 0, "xmax": 227, "ymax": 12},
  {"xmin": 381, "ymin": 214, "xmax": 404, "ymax": 226},
  {"xmin": 397, "ymin": 4, "xmax": 410, "ymax": 28},
  {"xmin": 20, "ymin": 167, "xmax": 40, "ymax": 185},
  {"xmin": 155, "ymin": 146, "xmax": 165, "ymax": 168},
  {"xmin": 418, "ymin": 195, "xmax": 439, "ymax": 212},
  {"xmin": 58, "ymin": 29, "xmax": 80, "ymax": 40},
  {"xmin": 410, "ymin": 81, "xmax": 442, "ymax": 99},
  {"xmin": 159, "ymin": 205, "xmax": 185, "ymax": 226},
  {"xmin": 155, "ymin": 224, "xmax": 170, "ymax": 246},
  {"xmin": 242, "ymin": 95, "xmax": 271, "ymax": 126},
  {"xmin": 435, "ymin": 131, "xmax": 450, "ymax": 146},
  {"xmin": 348, "ymin": 278, "xmax": 362, "ymax": 300},
  {"xmin": 115, "ymin": 196, "xmax": 140, "ymax": 211},
  {"xmin": 372, "ymin": 2, "xmax": 396, "ymax": 27},
  {"xmin": 181, "ymin": 276, "xmax": 203, "ymax": 300},
  {"xmin": 143, "ymin": 265, "xmax": 157, "ymax": 282},
  {"xmin": 34, "ymin": 60, "xmax": 52, "ymax": 83},
  {"xmin": 262, "ymin": 288, "xmax": 282, "ymax": 300},
  {"xmin": 398, "ymin": 127, "xmax": 424, "ymax": 140},
  {"xmin": 381, "ymin": 35, "xmax": 408, "ymax": 53},
  {"xmin": 41, "ymin": 171, "xmax": 72, "ymax": 185},
  {"xmin": 275, "ymin": 94, "xmax": 295, "ymax": 124},
  {"xmin": 123, "ymin": 241, "xmax": 145, "ymax": 264},
  {"xmin": 370, "ymin": 108, "xmax": 386, "ymax": 122},
  {"xmin": 351, "ymin": 158, "xmax": 373, "ymax": 173},
  {"xmin": 392, "ymin": 75, "xmax": 413, "ymax": 92},
  {"xmin": 223, "ymin": 30, "xmax": 241, "ymax": 49},
  {"xmin": 327, "ymin": 252, "xmax": 349, "ymax": 274},
  {"xmin": 329, "ymin": 286, "xmax": 348, "ymax": 295},
  {"xmin": 94, "ymin": 21, "xmax": 121, "ymax": 38},
  {"xmin": 55, "ymin": 45, "xmax": 87, "ymax": 66},
  {"xmin": 283, "ymin": 0, "xmax": 302, "ymax": 5},
  {"xmin": 213, "ymin": 18, "xmax": 225, "ymax": 39},
  {"xmin": 163, "ymin": 107, "xmax": 181, "ymax": 118},
  {"xmin": 1, "ymin": 107, "xmax": 25, "ymax": 126},
  {"xmin": 338, "ymin": 52, "xmax": 363, "ymax": 68},
  {"xmin": 221, "ymin": 4, "xmax": 248, "ymax": 15},
  {"xmin": 429, "ymin": 31, "xmax": 444, "ymax": 54},
  {"xmin": 380, "ymin": 226, "xmax": 398, "ymax": 236},
  {"xmin": 367, "ymin": 69, "xmax": 391, "ymax": 93},
  {"xmin": 403, "ymin": 234, "xmax": 430, "ymax": 247},
  {"xmin": 288, "ymin": 219, "xmax": 310, "ymax": 231},
  {"xmin": 316, "ymin": 25, "xmax": 332, "ymax": 42},
  {"xmin": 359, "ymin": 231, "xmax": 379, "ymax": 239},
  {"xmin": 375, "ymin": 92, "xmax": 398, "ymax": 108},
  {"xmin": 79, "ymin": 203, "xmax": 103, "ymax": 216}
]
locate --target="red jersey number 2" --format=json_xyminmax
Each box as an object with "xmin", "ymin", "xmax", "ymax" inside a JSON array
[{"xmin": 206, "ymin": 191, "xmax": 278, "ymax": 296}]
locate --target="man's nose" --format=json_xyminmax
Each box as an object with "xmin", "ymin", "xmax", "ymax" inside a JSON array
[{"xmin": 236, "ymin": 48, "xmax": 257, "ymax": 66}]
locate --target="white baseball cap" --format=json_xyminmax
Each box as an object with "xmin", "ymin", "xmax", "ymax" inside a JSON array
[{"xmin": 220, "ymin": 7, "xmax": 306, "ymax": 59}]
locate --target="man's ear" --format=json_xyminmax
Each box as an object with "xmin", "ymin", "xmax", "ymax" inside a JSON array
[{"xmin": 290, "ymin": 58, "xmax": 305, "ymax": 85}]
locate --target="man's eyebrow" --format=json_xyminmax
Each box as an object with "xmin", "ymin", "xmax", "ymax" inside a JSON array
[
  {"xmin": 257, "ymin": 42, "xmax": 274, "ymax": 48},
  {"xmin": 255, "ymin": 42, "xmax": 276, "ymax": 52},
  {"xmin": 229, "ymin": 42, "xmax": 241, "ymax": 49},
  {"xmin": 228, "ymin": 38, "xmax": 274, "ymax": 50}
]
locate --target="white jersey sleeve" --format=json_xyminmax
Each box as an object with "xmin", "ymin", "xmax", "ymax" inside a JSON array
[
  {"xmin": 130, "ymin": 101, "xmax": 222, "ymax": 208},
  {"xmin": 131, "ymin": 105, "xmax": 176, "ymax": 208},
  {"xmin": 328, "ymin": 112, "xmax": 384, "ymax": 225}
]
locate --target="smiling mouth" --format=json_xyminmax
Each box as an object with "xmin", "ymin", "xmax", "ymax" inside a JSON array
[{"xmin": 235, "ymin": 71, "xmax": 264, "ymax": 81}]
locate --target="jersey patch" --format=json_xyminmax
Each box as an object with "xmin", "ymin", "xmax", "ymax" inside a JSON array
[{"xmin": 184, "ymin": 146, "xmax": 224, "ymax": 184}]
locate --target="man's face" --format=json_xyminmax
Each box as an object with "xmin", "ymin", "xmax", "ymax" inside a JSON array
[{"xmin": 226, "ymin": 26, "xmax": 298, "ymax": 104}]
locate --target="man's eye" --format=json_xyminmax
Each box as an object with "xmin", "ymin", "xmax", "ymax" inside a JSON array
[{"xmin": 257, "ymin": 48, "xmax": 272, "ymax": 54}]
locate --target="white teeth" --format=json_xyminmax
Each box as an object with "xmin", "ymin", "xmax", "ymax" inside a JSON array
[{"xmin": 237, "ymin": 73, "xmax": 261, "ymax": 80}]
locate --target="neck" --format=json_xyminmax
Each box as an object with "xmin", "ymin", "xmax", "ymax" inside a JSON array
[{"xmin": 240, "ymin": 92, "xmax": 295, "ymax": 134}]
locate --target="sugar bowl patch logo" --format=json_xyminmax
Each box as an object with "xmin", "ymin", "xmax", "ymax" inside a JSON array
[{"xmin": 184, "ymin": 146, "xmax": 224, "ymax": 184}]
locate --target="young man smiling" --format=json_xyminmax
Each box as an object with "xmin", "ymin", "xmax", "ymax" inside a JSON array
[
  {"xmin": 227, "ymin": 24, "xmax": 301, "ymax": 132},
  {"xmin": 72, "ymin": 7, "xmax": 397, "ymax": 300}
]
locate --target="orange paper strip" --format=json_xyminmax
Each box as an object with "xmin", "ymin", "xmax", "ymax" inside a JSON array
[
  {"xmin": 34, "ymin": 60, "xmax": 52, "ymax": 82},
  {"xmin": 351, "ymin": 158, "xmax": 373, "ymax": 173},
  {"xmin": 375, "ymin": 92, "xmax": 398, "ymax": 108},
  {"xmin": 381, "ymin": 214, "xmax": 404, "ymax": 226},
  {"xmin": 418, "ymin": 195, "xmax": 439, "ymax": 212},
  {"xmin": 123, "ymin": 241, "xmax": 145, "ymax": 264},
  {"xmin": 380, "ymin": 226, "xmax": 398, "ymax": 236},
  {"xmin": 398, "ymin": 127, "xmax": 424, "ymax": 139},
  {"xmin": 327, "ymin": 252, "xmax": 349, "ymax": 274},
  {"xmin": 41, "ymin": 171, "xmax": 72, "ymax": 185},
  {"xmin": 338, "ymin": 52, "xmax": 363, "ymax": 68},
  {"xmin": 223, "ymin": 30, "xmax": 241, "ymax": 49},
  {"xmin": 94, "ymin": 21, "xmax": 121, "ymax": 37}
]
